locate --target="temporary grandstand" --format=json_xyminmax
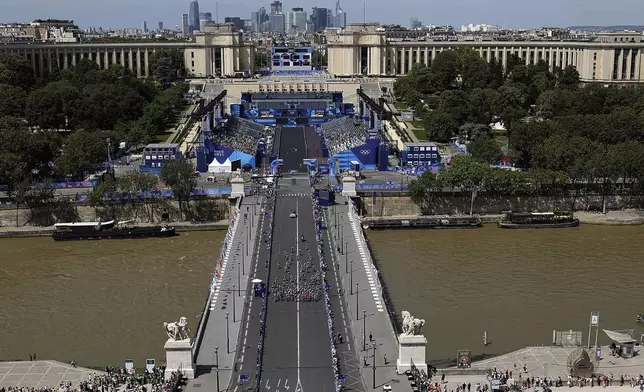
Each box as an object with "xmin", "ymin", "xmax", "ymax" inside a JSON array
[
  {"xmin": 321, "ymin": 117, "xmax": 367, "ymax": 157},
  {"xmin": 210, "ymin": 117, "xmax": 265, "ymax": 155}
]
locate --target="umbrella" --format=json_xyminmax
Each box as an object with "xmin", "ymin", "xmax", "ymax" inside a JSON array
[{"xmin": 252, "ymin": 278, "xmax": 263, "ymax": 284}]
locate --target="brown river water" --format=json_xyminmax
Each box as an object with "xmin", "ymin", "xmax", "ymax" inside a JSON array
[
  {"xmin": 0, "ymin": 231, "xmax": 222, "ymax": 368},
  {"xmin": 1, "ymin": 225, "xmax": 644, "ymax": 368}
]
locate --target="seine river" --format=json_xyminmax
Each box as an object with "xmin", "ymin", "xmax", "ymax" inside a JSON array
[
  {"xmin": 367, "ymin": 225, "xmax": 644, "ymax": 364},
  {"xmin": 2, "ymin": 225, "xmax": 644, "ymax": 368},
  {"xmin": 0, "ymin": 231, "xmax": 223, "ymax": 368}
]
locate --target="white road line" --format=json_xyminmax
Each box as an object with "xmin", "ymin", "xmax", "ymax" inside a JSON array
[{"xmin": 295, "ymin": 198, "xmax": 301, "ymax": 387}]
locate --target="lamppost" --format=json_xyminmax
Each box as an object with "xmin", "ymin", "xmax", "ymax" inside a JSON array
[
  {"xmin": 372, "ymin": 342, "xmax": 377, "ymax": 390},
  {"xmin": 232, "ymin": 285, "xmax": 236, "ymax": 322},
  {"xmin": 363, "ymin": 309, "xmax": 366, "ymax": 351},
  {"xmin": 350, "ymin": 260, "xmax": 354, "ymax": 294},
  {"xmin": 225, "ymin": 313, "xmax": 230, "ymax": 353},
  {"xmin": 215, "ymin": 346, "xmax": 220, "ymax": 391},
  {"xmin": 356, "ymin": 282, "xmax": 359, "ymax": 320},
  {"xmin": 237, "ymin": 261, "xmax": 241, "ymax": 297}
]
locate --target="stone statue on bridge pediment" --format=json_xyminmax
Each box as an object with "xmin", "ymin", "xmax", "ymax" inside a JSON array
[
  {"xmin": 163, "ymin": 316, "xmax": 191, "ymax": 341},
  {"xmin": 401, "ymin": 310, "xmax": 425, "ymax": 337}
]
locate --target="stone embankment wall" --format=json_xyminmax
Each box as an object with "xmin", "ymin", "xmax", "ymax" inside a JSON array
[
  {"xmin": 0, "ymin": 198, "xmax": 233, "ymax": 228},
  {"xmin": 357, "ymin": 193, "xmax": 644, "ymax": 217}
]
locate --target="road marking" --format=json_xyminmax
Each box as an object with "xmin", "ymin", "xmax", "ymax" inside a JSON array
[
  {"xmin": 295, "ymin": 379, "xmax": 303, "ymax": 392},
  {"xmin": 277, "ymin": 379, "xmax": 281, "ymax": 387},
  {"xmin": 266, "ymin": 379, "xmax": 271, "ymax": 390},
  {"xmin": 284, "ymin": 379, "xmax": 290, "ymax": 390},
  {"xmin": 295, "ymin": 198, "xmax": 301, "ymax": 387}
]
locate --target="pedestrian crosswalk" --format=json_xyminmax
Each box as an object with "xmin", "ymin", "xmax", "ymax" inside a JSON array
[{"xmin": 280, "ymin": 193, "xmax": 308, "ymax": 197}]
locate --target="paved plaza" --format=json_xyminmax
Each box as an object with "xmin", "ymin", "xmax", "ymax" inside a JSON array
[{"xmin": 0, "ymin": 361, "xmax": 101, "ymax": 389}]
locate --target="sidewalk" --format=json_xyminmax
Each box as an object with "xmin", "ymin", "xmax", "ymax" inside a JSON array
[
  {"xmin": 187, "ymin": 196, "xmax": 263, "ymax": 392},
  {"xmin": 326, "ymin": 198, "xmax": 413, "ymax": 391}
]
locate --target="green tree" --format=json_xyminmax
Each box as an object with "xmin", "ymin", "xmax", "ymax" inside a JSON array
[
  {"xmin": 424, "ymin": 111, "xmax": 459, "ymax": 142},
  {"xmin": 159, "ymin": 159, "xmax": 197, "ymax": 220},
  {"xmin": 118, "ymin": 170, "xmax": 159, "ymax": 221},
  {"xmin": 557, "ymin": 65, "xmax": 580, "ymax": 90},
  {"xmin": 429, "ymin": 50, "xmax": 459, "ymax": 91},
  {"xmin": 469, "ymin": 136, "xmax": 502, "ymax": 164},
  {"xmin": 150, "ymin": 50, "xmax": 185, "ymax": 83},
  {"xmin": 0, "ymin": 116, "xmax": 58, "ymax": 195},
  {"xmin": 0, "ymin": 53, "xmax": 36, "ymax": 90},
  {"xmin": 25, "ymin": 80, "xmax": 82, "ymax": 129},
  {"xmin": 0, "ymin": 84, "xmax": 27, "ymax": 118},
  {"xmin": 458, "ymin": 123, "xmax": 490, "ymax": 143},
  {"xmin": 88, "ymin": 175, "xmax": 119, "ymax": 218},
  {"xmin": 54, "ymin": 131, "xmax": 109, "ymax": 176},
  {"xmin": 408, "ymin": 170, "xmax": 442, "ymax": 214},
  {"xmin": 439, "ymin": 155, "xmax": 487, "ymax": 214}
]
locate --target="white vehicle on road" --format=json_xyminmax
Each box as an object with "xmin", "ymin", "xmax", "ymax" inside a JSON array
[{"xmin": 289, "ymin": 211, "xmax": 297, "ymax": 218}]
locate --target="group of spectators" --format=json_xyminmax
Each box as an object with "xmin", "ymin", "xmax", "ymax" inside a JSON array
[
  {"xmin": 211, "ymin": 117, "xmax": 265, "ymax": 155},
  {"xmin": 0, "ymin": 366, "xmax": 183, "ymax": 392},
  {"xmin": 320, "ymin": 117, "xmax": 367, "ymax": 156}
]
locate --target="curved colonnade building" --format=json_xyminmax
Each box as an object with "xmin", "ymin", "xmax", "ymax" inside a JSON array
[
  {"xmin": 2, "ymin": 23, "xmax": 644, "ymax": 85},
  {"xmin": 328, "ymin": 24, "xmax": 644, "ymax": 84}
]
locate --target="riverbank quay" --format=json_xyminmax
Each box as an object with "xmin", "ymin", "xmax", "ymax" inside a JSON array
[
  {"xmin": 442, "ymin": 345, "xmax": 644, "ymax": 388},
  {"xmin": 361, "ymin": 209, "xmax": 644, "ymax": 229},
  {"xmin": 326, "ymin": 197, "xmax": 415, "ymax": 391},
  {"xmin": 0, "ymin": 220, "xmax": 230, "ymax": 239},
  {"xmin": 186, "ymin": 195, "xmax": 263, "ymax": 392},
  {"xmin": 0, "ymin": 361, "xmax": 102, "ymax": 389}
]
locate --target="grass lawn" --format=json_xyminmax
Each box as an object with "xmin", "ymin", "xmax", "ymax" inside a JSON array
[
  {"xmin": 409, "ymin": 120, "xmax": 424, "ymax": 129},
  {"xmin": 411, "ymin": 127, "xmax": 428, "ymax": 141},
  {"xmin": 393, "ymin": 101, "xmax": 409, "ymax": 110}
]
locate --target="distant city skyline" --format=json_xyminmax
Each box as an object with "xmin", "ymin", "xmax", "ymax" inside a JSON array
[{"xmin": 1, "ymin": 0, "xmax": 644, "ymax": 30}]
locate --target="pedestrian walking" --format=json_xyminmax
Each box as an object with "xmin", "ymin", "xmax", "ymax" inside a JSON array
[{"xmin": 369, "ymin": 332, "xmax": 373, "ymax": 342}]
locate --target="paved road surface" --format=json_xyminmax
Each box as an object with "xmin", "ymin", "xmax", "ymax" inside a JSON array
[
  {"xmin": 278, "ymin": 126, "xmax": 307, "ymax": 173},
  {"xmin": 260, "ymin": 184, "xmax": 336, "ymax": 391}
]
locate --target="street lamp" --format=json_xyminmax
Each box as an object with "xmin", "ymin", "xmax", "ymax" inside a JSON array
[
  {"xmin": 356, "ymin": 282, "xmax": 359, "ymax": 320},
  {"xmin": 363, "ymin": 309, "xmax": 366, "ymax": 351},
  {"xmin": 237, "ymin": 261, "xmax": 241, "ymax": 297},
  {"xmin": 225, "ymin": 313, "xmax": 230, "ymax": 354},
  {"xmin": 350, "ymin": 260, "xmax": 354, "ymax": 294},
  {"xmin": 232, "ymin": 285, "xmax": 236, "ymax": 322},
  {"xmin": 372, "ymin": 341, "xmax": 377, "ymax": 390},
  {"xmin": 215, "ymin": 346, "xmax": 220, "ymax": 391}
]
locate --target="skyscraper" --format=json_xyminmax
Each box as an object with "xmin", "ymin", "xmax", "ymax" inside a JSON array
[
  {"xmin": 270, "ymin": 1, "xmax": 282, "ymax": 14},
  {"xmin": 310, "ymin": 7, "xmax": 329, "ymax": 32},
  {"xmin": 158, "ymin": 21, "xmax": 164, "ymax": 30},
  {"xmin": 270, "ymin": 13, "xmax": 285, "ymax": 34},
  {"xmin": 199, "ymin": 12, "xmax": 212, "ymax": 29},
  {"xmin": 189, "ymin": 0, "xmax": 200, "ymax": 33},
  {"xmin": 287, "ymin": 8, "xmax": 307, "ymax": 34},
  {"xmin": 182, "ymin": 14, "xmax": 190, "ymax": 35},
  {"xmin": 251, "ymin": 11, "xmax": 260, "ymax": 32},
  {"xmin": 334, "ymin": 0, "xmax": 347, "ymax": 29},
  {"xmin": 141, "ymin": 21, "xmax": 147, "ymax": 33}
]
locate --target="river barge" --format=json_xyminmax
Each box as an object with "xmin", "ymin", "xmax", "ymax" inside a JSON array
[
  {"xmin": 52, "ymin": 220, "xmax": 176, "ymax": 241},
  {"xmin": 498, "ymin": 211, "xmax": 579, "ymax": 229},
  {"xmin": 364, "ymin": 215, "xmax": 482, "ymax": 230}
]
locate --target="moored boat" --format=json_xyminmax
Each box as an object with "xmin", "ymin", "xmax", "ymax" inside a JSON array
[
  {"xmin": 52, "ymin": 219, "xmax": 176, "ymax": 241},
  {"xmin": 498, "ymin": 211, "xmax": 579, "ymax": 229},
  {"xmin": 637, "ymin": 313, "xmax": 644, "ymax": 325},
  {"xmin": 365, "ymin": 215, "xmax": 482, "ymax": 230}
]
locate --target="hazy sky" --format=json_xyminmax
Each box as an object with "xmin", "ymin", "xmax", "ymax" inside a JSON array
[{"xmin": 2, "ymin": 0, "xmax": 643, "ymax": 29}]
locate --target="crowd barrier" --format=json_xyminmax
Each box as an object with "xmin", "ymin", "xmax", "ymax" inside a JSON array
[
  {"xmin": 256, "ymin": 185, "xmax": 276, "ymax": 388},
  {"xmin": 347, "ymin": 198, "xmax": 382, "ymax": 296},
  {"xmin": 312, "ymin": 190, "xmax": 341, "ymax": 392},
  {"xmin": 0, "ymin": 180, "xmax": 99, "ymax": 190},
  {"xmin": 209, "ymin": 199, "xmax": 242, "ymax": 293}
]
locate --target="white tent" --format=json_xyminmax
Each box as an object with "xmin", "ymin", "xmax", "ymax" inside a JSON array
[{"xmin": 208, "ymin": 158, "xmax": 232, "ymax": 173}]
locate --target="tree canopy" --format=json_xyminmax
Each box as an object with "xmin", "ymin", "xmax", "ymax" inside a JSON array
[{"xmin": 0, "ymin": 52, "xmax": 188, "ymax": 194}]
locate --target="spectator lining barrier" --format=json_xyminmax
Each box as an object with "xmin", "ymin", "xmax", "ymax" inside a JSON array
[{"xmin": 320, "ymin": 117, "xmax": 368, "ymax": 157}]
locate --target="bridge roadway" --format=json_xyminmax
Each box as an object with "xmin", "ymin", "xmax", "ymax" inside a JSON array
[{"xmin": 260, "ymin": 179, "xmax": 336, "ymax": 392}]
